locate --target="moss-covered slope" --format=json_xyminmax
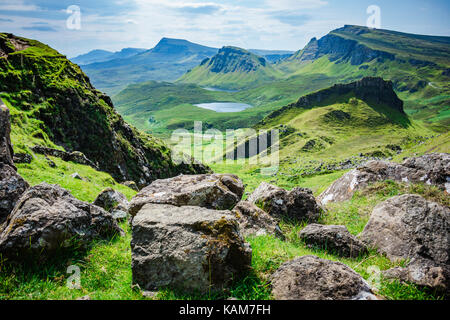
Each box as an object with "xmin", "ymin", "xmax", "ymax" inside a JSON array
[{"xmin": 0, "ymin": 33, "xmax": 208, "ymax": 187}]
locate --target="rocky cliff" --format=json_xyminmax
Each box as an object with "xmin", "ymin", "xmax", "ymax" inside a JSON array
[
  {"xmin": 0, "ymin": 33, "xmax": 209, "ymax": 187},
  {"xmin": 202, "ymin": 46, "xmax": 267, "ymax": 73},
  {"xmin": 263, "ymin": 77, "xmax": 404, "ymax": 122}
]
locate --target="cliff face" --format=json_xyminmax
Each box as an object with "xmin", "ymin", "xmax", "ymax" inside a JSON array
[
  {"xmin": 264, "ymin": 77, "xmax": 405, "ymax": 121},
  {"xmin": 204, "ymin": 46, "xmax": 267, "ymax": 73},
  {"xmin": 0, "ymin": 33, "xmax": 209, "ymax": 187},
  {"xmin": 291, "ymin": 33, "xmax": 395, "ymax": 66}
]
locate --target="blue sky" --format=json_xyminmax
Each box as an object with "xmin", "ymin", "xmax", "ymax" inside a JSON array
[{"xmin": 0, "ymin": 0, "xmax": 449, "ymax": 57}]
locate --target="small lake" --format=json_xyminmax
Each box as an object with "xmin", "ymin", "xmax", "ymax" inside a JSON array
[
  {"xmin": 194, "ymin": 102, "xmax": 253, "ymax": 113},
  {"xmin": 203, "ymin": 87, "xmax": 239, "ymax": 93}
]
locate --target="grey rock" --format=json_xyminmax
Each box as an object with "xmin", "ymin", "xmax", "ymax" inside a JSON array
[
  {"xmin": 360, "ymin": 194, "xmax": 449, "ymax": 292},
  {"xmin": 318, "ymin": 154, "xmax": 450, "ymax": 205},
  {"xmin": 93, "ymin": 188, "xmax": 129, "ymax": 221},
  {"xmin": 0, "ymin": 163, "xmax": 29, "ymax": 224},
  {"xmin": 360, "ymin": 194, "xmax": 449, "ymax": 264},
  {"xmin": 299, "ymin": 224, "xmax": 368, "ymax": 258},
  {"xmin": 71, "ymin": 172, "xmax": 83, "ymax": 180},
  {"xmin": 13, "ymin": 153, "xmax": 33, "ymax": 164},
  {"xmin": 129, "ymin": 174, "xmax": 244, "ymax": 216},
  {"xmin": 131, "ymin": 203, "xmax": 252, "ymax": 293},
  {"xmin": 0, "ymin": 103, "xmax": 15, "ymax": 169},
  {"xmin": 383, "ymin": 258, "xmax": 449, "ymax": 294},
  {"xmin": 248, "ymin": 182, "xmax": 321, "ymax": 222},
  {"xmin": 232, "ymin": 201, "xmax": 285, "ymax": 240},
  {"xmin": 270, "ymin": 255, "xmax": 377, "ymax": 300},
  {"xmin": 31, "ymin": 145, "xmax": 98, "ymax": 170},
  {"xmin": 0, "ymin": 183, "xmax": 123, "ymax": 261},
  {"xmin": 122, "ymin": 181, "xmax": 139, "ymax": 191}
]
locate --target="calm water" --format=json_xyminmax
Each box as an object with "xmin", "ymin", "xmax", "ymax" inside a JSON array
[
  {"xmin": 203, "ymin": 87, "xmax": 239, "ymax": 93},
  {"xmin": 194, "ymin": 102, "xmax": 252, "ymax": 112}
]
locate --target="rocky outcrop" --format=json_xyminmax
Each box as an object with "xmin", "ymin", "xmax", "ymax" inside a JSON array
[
  {"xmin": 318, "ymin": 153, "xmax": 450, "ymax": 205},
  {"xmin": 289, "ymin": 26, "xmax": 395, "ymax": 66},
  {"xmin": 232, "ymin": 201, "xmax": 285, "ymax": 239},
  {"xmin": 204, "ymin": 46, "xmax": 267, "ymax": 74},
  {"xmin": 0, "ymin": 102, "xmax": 29, "ymax": 224},
  {"xmin": 299, "ymin": 224, "xmax": 368, "ymax": 258},
  {"xmin": 270, "ymin": 256, "xmax": 377, "ymax": 300},
  {"xmin": 0, "ymin": 101, "xmax": 15, "ymax": 169},
  {"xmin": 248, "ymin": 182, "xmax": 322, "ymax": 222},
  {"xmin": 360, "ymin": 194, "xmax": 449, "ymax": 293},
  {"xmin": 0, "ymin": 183, "xmax": 122, "ymax": 261},
  {"xmin": 0, "ymin": 164, "xmax": 29, "ymax": 224},
  {"xmin": 31, "ymin": 146, "xmax": 98, "ymax": 169},
  {"xmin": 131, "ymin": 203, "xmax": 252, "ymax": 293},
  {"xmin": 129, "ymin": 174, "xmax": 244, "ymax": 216},
  {"xmin": 263, "ymin": 77, "xmax": 404, "ymax": 123},
  {"xmin": 93, "ymin": 188, "xmax": 130, "ymax": 221}
]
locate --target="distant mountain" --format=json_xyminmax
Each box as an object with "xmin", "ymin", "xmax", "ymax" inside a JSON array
[
  {"xmin": 71, "ymin": 48, "xmax": 147, "ymax": 66},
  {"xmin": 277, "ymin": 25, "xmax": 450, "ymax": 126},
  {"xmin": 178, "ymin": 46, "xmax": 283, "ymax": 90},
  {"xmin": 249, "ymin": 49, "xmax": 294, "ymax": 63},
  {"xmin": 80, "ymin": 38, "xmax": 218, "ymax": 95}
]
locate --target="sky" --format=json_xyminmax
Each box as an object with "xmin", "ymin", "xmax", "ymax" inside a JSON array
[{"xmin": 0, "ymin": 0, "xmax": 449, "ymax": 57}]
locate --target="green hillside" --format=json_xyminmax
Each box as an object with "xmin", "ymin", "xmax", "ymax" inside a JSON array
[
  {"xmin": 178, "ymin": 46, "xmax": 284, "ymax": 90},
  {"xmin": 0, "ymin": 33, "xmax": 206, "ymax": 187}
]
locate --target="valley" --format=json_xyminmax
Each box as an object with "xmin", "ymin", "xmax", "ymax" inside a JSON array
[{"xmin": 0, "ymin": 19, "xmax": 449, "ymax": 303}]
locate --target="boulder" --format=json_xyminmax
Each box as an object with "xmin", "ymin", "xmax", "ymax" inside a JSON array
[
  {"xmin": 0, "ymin": 103, "xmax": 15, "ymax": 169},
  {"xmin": 360, "ymin": 194, "xmax": 449, "ymax": 293},
  {"xmin": 0, "ymin": 183, "xmax": 122, "ymax": 261},
  {"xmin": 129, "ymin": 174, "xmax": 244, "ymax": 216},
  {"xmin": 131, "ymin": 203, "xmax": 252, "ymax": 293},
  {"xmin": 270, "ymin": 255, "xmax": 377, "ymax": 300},
  {"xmin": 360, "ymin": 194, "xmax": 449, "ymax": 264},
  {"xmin": 93, "ymin": 188, "xmax": 129, "ymax": 221},
  {"xmin": 13, "ymin": 152, "xmax": 33, "ymax": 164},
  {"xmin": 0, "ymin": 163, "xmax": 29, "ymax": 224},
  {"xmin": 318, "ymin": 154, "xmax": 450, "ymax": 205},
  {"xmin": 71, "ymin": 172, "xmax": 83, "ymax": 180},
  {"xmin": 383, "ymin": 258, "xmax": 449, "ymax": 294},
  {"xmin": 299, "ymin": 224, "xmax": 368, "ymax": 258},
  {"xmin": 232, "ymin": 201, "xmax": 285, "ymax": 240},
  {"xmin": 247, "ymin": 182, "xmax": 321, "ymax": 222},
  {"xmin": 122, "ymin": 181, "xmax": 139, "ymax": 191}
]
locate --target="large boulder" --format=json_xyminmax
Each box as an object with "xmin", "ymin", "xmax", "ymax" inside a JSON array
[
  {"xmin": 318, "ymin": 154, "xmax": 450, "ymax": 205},
  {"xmin": 129, "ymin": 174, "xmax": 244, "ymax": 216},
  {"xmin": 0, "ymin": 102, "xmax": 15, "ymax": 169},
  {"xmin": 270, "ymin": 255, "xmax": 377, "ymax": 300},
  {"xmin": 93, "ymin": 188, "xmax": 130, "ymax": 221},
  {"xmin": 0, "ymin": 163, "xmax": 29, "ymax": 224},
  {"xmin": 360, "ymin": 194, "xmax": 449, "ymax": 293},
  {"xmin": 360, "ymin": 194, "xmax": 449, "ymax": 264},
  {"xmin": 131, "ymin": 203, "xmax": 252, "ymax": 293},
  {"xmin": 0, "ymin": 183, "xmax": 122, "ymax": 261},
  {"xmin": 299, "ymin": 224, "xmax": 368, "ymax": 258},
  {"xmin": 247, "ymin": 182, "xmax": 322, "ymax": 222},
  {"xmin": 232, "ymin": 201, "xmax": 285, "ymax": 240}
]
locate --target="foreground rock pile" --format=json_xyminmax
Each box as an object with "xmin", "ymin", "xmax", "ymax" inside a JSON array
[{"xmin": 0, "ymin": 104, "xmax": 122, "ymax": 262}]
